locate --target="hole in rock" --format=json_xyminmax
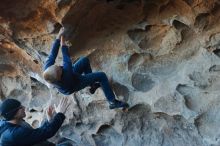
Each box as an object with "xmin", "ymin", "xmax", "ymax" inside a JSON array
[
  {"xmin": 131, "ymin": 73, "xmax": 155, "ymax": 92},
  {"xmin": 29, "ymin": 109, "xmax": 37, "ymax": 112},
  {"xmin": 194, "ymin": 13, "xmax": 209, "ymax": 30},
  {"xmin": 213, "ymin": 49, "xmax": 220, "ymax": 57},
  {"xmin": 33, "ymin": 59, "xmax": 39, "ymax": 64},
  {"xmin": 172, "ymin": 20, "xmax": 189, "ymax": 30}
]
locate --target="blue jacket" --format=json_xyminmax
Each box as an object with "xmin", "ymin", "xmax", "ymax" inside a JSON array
[
  {"xmin": 44, "ymin": 39, "xmax": 79, "ymax": 95},
  {"xmin": 0, "ymin": 113, "xmax": 65, "ymax": 146}
]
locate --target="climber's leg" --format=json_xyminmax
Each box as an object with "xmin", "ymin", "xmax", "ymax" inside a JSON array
[
  {"xmin": 77, "ymin": 72, "xmax": 115, "ymax": 102},
  {"xmin": 73, "ymin": 57, "xmax": 100, "ymax": 94},
  {"xmin": 72, "ymin": 57, "xmax": 92, "ymax": 74},
  {"xmin": 76, "ymin": 71, "xmax": 129, "ymax": 109}
]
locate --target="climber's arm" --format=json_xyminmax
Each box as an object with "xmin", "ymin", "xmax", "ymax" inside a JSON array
[
  {"xmin": 44, "ymin": 39, "xmax": 60, "ymax": 70},
  {"xmin": 61, "ymin": 36, "xmax": 73, "ymax": 74}
]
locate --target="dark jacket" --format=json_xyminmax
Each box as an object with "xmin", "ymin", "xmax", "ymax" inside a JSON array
[
  {"xmin": 44, "ymin": 39, "xmax": 79, "ymax": 95},
  {"xmin": 0, "ymin": 113, "xmax": 65, "ymax": 146}
]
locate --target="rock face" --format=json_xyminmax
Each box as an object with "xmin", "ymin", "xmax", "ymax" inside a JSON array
[{"xmin": 1, "ymin": 0, "xmax": 220, "ymax": 145}]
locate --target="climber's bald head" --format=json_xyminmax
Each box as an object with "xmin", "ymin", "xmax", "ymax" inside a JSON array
[{"xmin": 43, "ymin": 65, "xmax": 62, "ymax": 83}]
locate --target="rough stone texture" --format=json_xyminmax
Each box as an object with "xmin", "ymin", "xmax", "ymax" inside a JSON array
[{"xmin": 1, "ymin": 0, "xmax": 220, "ymax": 145}]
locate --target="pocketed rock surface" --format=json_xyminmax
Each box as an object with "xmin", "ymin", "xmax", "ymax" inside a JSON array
[{"xmin": 1, "ymin": 0, "xmax": 220, "ymax": 145}]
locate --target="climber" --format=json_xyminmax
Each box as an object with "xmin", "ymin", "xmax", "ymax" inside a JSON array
[
  {"xmin": 0, "ymin": 97, "xmax": 71, "ymax": 146},
  {"xmin": 43, "ymin": 27, "xmax": 129, "ymax": 109}
]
